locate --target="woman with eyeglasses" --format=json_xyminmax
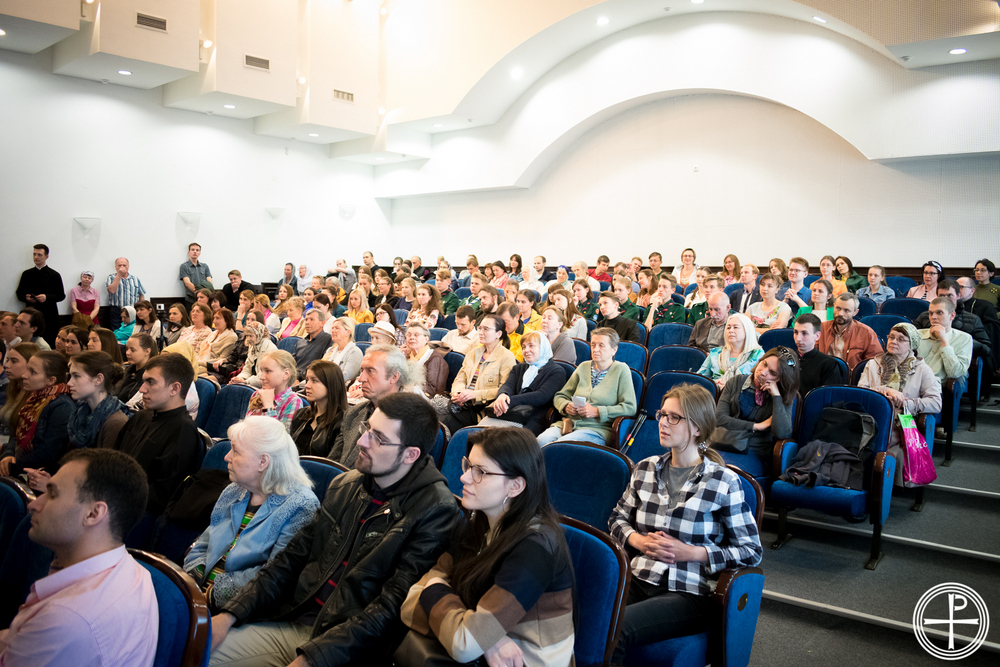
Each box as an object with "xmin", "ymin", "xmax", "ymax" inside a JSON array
[
  {"xmin": 442, "ymin": 314, "xmax": 516, "ymax": 434},
  {"xmin": 609, "ymin": 384, "xmax": 762, "ymax": 663},
  {"xmin": 907, "ymin": 261, "xmax": 943, "ymax": 302},
  {"xmin": 973, "ymin": 259, "xmax": 1000, "ymax": 308},
  {"xmin": 399, "ymin": 427, "xmax": 575, "ymax": 667},
  {"xmin": 714, "ymin": 347, "xmax": 800, "ymax": 471}
]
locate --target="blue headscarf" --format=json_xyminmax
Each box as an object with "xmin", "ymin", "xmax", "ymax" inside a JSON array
[{"xmin": 520, "ymin": 332, "xmax": 553, "ymax": 390}]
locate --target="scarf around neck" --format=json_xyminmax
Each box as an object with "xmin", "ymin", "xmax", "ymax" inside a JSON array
[
  {"xmin": 878, "ymin": 352, "xmax": 916, "ymax": 392},
  {"xmin": 68, "ymin": 393, "xmax": 127, "ymax": 447},
  {"xmin": 15, "ymin": 384, "xmax": 71, "ymax": 452}
]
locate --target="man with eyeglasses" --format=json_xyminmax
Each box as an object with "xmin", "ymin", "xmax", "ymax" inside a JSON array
[
  {"xmin": 817, "ymin": 293, "xmax": 883, "ymax": 369},
  {"xmin": 778, "ymin": 257, "xmax": 812, "ymax": 314},
  {"xmin": 207, "ymin": 392, "xmax": 460, "ymax": 667}
]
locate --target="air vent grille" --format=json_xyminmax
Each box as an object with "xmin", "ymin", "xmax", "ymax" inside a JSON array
[
  {"xmin": 136, "ymin": 13, "xmax": 167, "ymax": 31},
  {"xmin": 333, "ymin": 90, "xmax": 354, "ymax": 102},
  {"xmin": 244, "ymin": 55, "xmax": 270, "ymax": 71}
]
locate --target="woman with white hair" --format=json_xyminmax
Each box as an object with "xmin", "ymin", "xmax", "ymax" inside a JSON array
[
  {"xmin": 185, "ymin": 416, "xmax": 320, "ymax": 609},
  {"xmin": 696, "ymin": 313, "xmax": 764, "ymax": 391}
]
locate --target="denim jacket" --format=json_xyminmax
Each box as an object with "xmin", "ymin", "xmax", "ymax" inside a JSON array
[{"xmin": 184, "ymin": 483, "xmax": 319, "ymax": 605}]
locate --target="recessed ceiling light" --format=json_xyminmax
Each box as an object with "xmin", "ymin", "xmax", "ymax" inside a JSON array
[
  {"xmin": 432, "ymin": 123, "xmax": 444, "ymax": 128},
  {"xmin": 377, "ymin": 107, "xmax": 386, "ymax": 115},
  {"xmin": 691, "ymin": 0, "xmax": 704, "ymax": 4},
  {"xmin": 224, "ymin": 104, "xmax": 236, "ymax": 109},
  {"xmin": 0, "ymin": 29, "xmax": 6, "ymax": 37},
  {"xmin": 596, "ymin": 16, "xmax": 609, "ymax": 27},
  {"xmin": 308, "ymin": 133, "xmax": 319, "ymax": 137},
  {"xmin": 202, "ymin": 39, "xmax": 213, "ymax": 48},
  {"xmin": 510, "ymin": 67, "xmax": 524, "ymax": 80},
  {"xmin": 380, "ymin": 8, "xmax": 388, "ymax": 16},
  {"xmin": 297, "ymin": 76, "xmax": 306, "ymax": 84},
  {"xmin": 813, "ymin": 16, "xmax": 827, "ymax": 23},
  {"xmin": 949, "ymin": 48, "xmax": 967, "ymax": 55},
  {"xmin": 375, "ymin": 157, "xmax": 385, "ymax": 161},
  {"xmin": 118, "ymin": 70, "xmax": 132, "ymax": 76}
]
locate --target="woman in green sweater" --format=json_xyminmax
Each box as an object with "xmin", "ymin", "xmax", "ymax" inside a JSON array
[
  {"xmin": 789, "ymin": 279, "xmax": 834, "ymax": 325},
  {"xmin": 536, "ymin": 327, "xmax": 637, "ymax": 446},
  {"xmin": 835, "ymin": 256, "xmax": 867, "ymax": 293}
]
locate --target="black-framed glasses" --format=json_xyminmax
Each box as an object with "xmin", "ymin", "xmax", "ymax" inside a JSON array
[
  {"xmin": 654, "ymin": 411, "xmax": 687, "ymax": 425},
  {"xmin": 461, "ymin": 457, "xmax": 512, "ymax": 484},
  {"xmin": 776, "ymin": 347, "xmax": 796, "ymax": 366},
  {"xmin": 360, "ymin": 421, "xmax": 406, "ymax": 448}
]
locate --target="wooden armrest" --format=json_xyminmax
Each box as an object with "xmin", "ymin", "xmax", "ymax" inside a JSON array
[
  {"xmin": 773, "ymin": 439, "xmax": 794, "ymax": 475},
  {"xmin": 712, "ymin": 566, "xmax": 765, "ymax": 608}
]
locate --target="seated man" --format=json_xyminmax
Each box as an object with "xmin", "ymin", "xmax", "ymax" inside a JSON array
[
  {"xmin": 918, "ymin": 297, "xmax": 974, "ymax": 392},
  {"xmin": 208, "ymin": 392, "xmax": 461, "ymax": 667},
  {"xmin": 461, "ymin": 273, "xmax": 486, "ymax": 309},
  {"xmin": 589, "ymin": 254, "xmax": 612, "ymax": 283},
  {"xmin": 0, "ymin": 449, "xmax": 158, "ymax": 665},
  {"xmin": 435, "ymin": 269, "xmax": 460, "ymax": 315},
  {"xmin": 643, "ymin": 277, "xmax": 686, "ymax": 328},
  {"xmin": 533, "ymin": 255, "xmax": 556, "ymax": 283},
  {"xmin": 779, "ymin": 257, "xmax": 812, "ymax": 313},
  {"xmin": 572, "ymin": 261, "xmax": 601, "ymax": 293},
  {"xmin": 794, "ymin": 313, "xmax": 847, "ymax": 396},
  {"xmin": 688, "ymin": 292, "xmax": 731, "ymax": 352},
  {"xmin": 688, "ymin": 273, "xmax": 724, "ymax": 323},
  {"xmin": 729, "ymin": 263, "xmax": 761, "ymax": 314},
  {"xmin": 597, "ymin": 291, "xmax": 642, "ymax": 343},
  {"xmin": 473, "ymin": 285, "xmax": 500, "ymax": 328},
  {"xmin": 326, "ymin": 258, "xmax": 357, "ymax": 294},
  {"xmin": 14, "ymin": 307, "xmax": 51, "ymax": 350},
  {"xmin": 612, "ymin": 276, "xmax": 643, "ymax": 321},
  {"xmin": 913, "ymin": 279, "xmax": 991, "ymax": 359},
  {"xmin": 113, "ymin": 353, "xmax": 204, "ymax": 518},
  {"xmin": 817, "ymin": 293, "xmax": 883, "ymax": 370},
  {"xmin": 441, "ymin": 305, "xmax": 478, "ymax": 356},
  {"xmin": 648, "ymin": 251, "xmax": 670, "ymax": 281},
  {"xmin": 294, "ymin": 310, "xmax": 333, "ymax": 380},
  {"xmin": 957, "ymin": 276, "xmax": 999, "ymax": 324}
]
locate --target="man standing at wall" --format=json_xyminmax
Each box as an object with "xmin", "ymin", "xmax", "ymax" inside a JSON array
[
  {"xmin": 15, "ymin": 244, "xmax": 64, "ymax": 348},
  {"xmin": 105, "ymin": 257, "xmax": 145, "ymax": 330},
  {"xmin": 179, "ymin": 242, "xmax": 213, "ymax": 306}
]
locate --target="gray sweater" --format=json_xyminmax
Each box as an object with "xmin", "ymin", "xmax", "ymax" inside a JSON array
[{"xmin": 714, "ymin": 374, "xmax": 794, "ymax": 459}]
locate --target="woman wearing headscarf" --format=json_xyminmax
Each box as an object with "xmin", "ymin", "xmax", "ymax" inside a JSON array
[
  {"xmin": 230, "ymin": 321, "xmax": 278, "ymax": 388},
  {"xmin": 294, "ymin": 264, "xmax": 312, "ymax": 295},
  {"xmin": 858, "ymin": 322, "xmax": 942, "ymax": 484},
  {"xmin": 697, "ymin": 314, "xmax": 764, "ymax": 391},
  {"xmin": 113, "ymin": 305, "xmax": 137, "ymax": 343},
  {"xmin": 480, "ymin": 331, "xmax": 567, "ymax": 435}
]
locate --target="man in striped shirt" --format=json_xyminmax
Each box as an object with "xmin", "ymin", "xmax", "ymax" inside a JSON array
[{"xmin": 105, "ymin": 257, "xmax": 145, "ymax": 330}]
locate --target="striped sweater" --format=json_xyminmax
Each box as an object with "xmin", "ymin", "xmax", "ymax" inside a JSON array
[{"xmin": 401, "ymin": 526, "xmax": 576, "ymax": 666}]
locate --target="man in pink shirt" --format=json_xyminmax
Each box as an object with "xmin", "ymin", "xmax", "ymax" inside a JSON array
[{"xmin": 0, "ymin": 449, "xmax": 159, "ymax": 667}]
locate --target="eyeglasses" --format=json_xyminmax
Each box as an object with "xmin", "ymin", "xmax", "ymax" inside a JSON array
[
  {"xmin": 655, "ymin": 411, "xmax": 687, "ymax": 425},
  {"xmin": 776, "ymin": 347, "xmax": 797, "ymax": 366},
  {"xmin": 359, "ymin": 421, "xmax": 405, "ymax": 448},
  {"xmin": 461, "ymin": 457, "xmax": 512, "ymax": 484}
]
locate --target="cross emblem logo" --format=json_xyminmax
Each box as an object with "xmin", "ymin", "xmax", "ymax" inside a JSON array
[{"xmin": 913, "ymin": 583, "xmax": 990, "ymax": 660}]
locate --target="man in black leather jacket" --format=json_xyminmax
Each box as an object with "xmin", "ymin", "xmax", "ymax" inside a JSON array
[{"xmin": 208, "ymin": 393, "xmax": 461, "ymax": 667}]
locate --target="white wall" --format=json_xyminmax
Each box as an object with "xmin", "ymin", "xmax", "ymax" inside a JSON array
[
  {"xmin": 388, "ymin": 92, "xmax": 1000, "ymax": 269},
  {"xmin": 0, "ymin": 47, "xmax": 388, "ymax": 315}
]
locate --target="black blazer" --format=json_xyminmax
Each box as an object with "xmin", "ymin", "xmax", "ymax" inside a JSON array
[
  {"xmin": 729, "ymin": 285, "xmax": 761, "ymax": 313},
  {"xmin": 493, "ymin": 360, "xmax": 568, "ymax": 434}
]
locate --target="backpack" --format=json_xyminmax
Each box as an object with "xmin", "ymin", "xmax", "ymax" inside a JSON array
[{"xmin": 810, "ymin": 401, "xmax": 878, "ymax": 462}]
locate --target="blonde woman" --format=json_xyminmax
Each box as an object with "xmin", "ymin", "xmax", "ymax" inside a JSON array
[
  {"xmin": 245, "ymin": 350, "xmax": 306, "ymax": 430},
  {"xmin": 697, "ymin": 314, "xmax": 764, "ymax": 390},
  {"xmin": 272, "ymin": 283, "xmax": 293, "ymax": 317},
  {"xmin": 345, "ymin": 289, "xmax": 374, "ymax": 324},
  {"xmin": 279, "ymin": 297, "xmax": 307, "ymax": 340}
]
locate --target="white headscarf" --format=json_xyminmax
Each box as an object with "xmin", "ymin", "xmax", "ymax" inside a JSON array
[
  {"xmin": 295, "ymin": 265, "xmax": 312, "ymax": 294},
  {"xmin": 520, "ymin": 331, "xmax": 553, "ymax": 390}
]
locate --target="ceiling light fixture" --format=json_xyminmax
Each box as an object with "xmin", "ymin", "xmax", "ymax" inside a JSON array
[
  {"xmin": 510, "ymin": 67, "xmax": 524, "ymax": 80},
  {"xmin": 375, "ymin": 157, "xmax": 385, "ymax": 161},
  {"xmin": 432, "ymin": 123, "xmax": 444, "ymax": 128},
  {"xmin": 308, "ymin": 133, "xmax": 319, "ymax": 137},
  {"xmin": 0, "ymin": 29, "xmax": 6, "ymax": 37},
  {"xmin": 202, "ymin": 39, "xmax": 213, "ymax": 48},
  {"xmin": 378, "ymin": 107, "xmax": 386, "ymax": 115},
  {"xmin": 380, "ymin": 8, "xmax": 388, "ymax": 16},
  {"xmin": 118, "ymin": 70, "xmax": 132, "ymax": 75},
  {"xmin": 949, "ymin": 48, "xmax": 967, "ymax": 55},
  {"xmin": 597, "ymin": 16, "xmax": 609, "ymax": 27},
  {"xmin": 691, "ymin": 0, "xmax": 704, "ymax": 4},
  {"xmin": 224, "ymin": 104, "xmax": 236, "ymax": 109},
  {"xmin": 297, "ymin": 76, "xmax": 307, "ymax": 84},
  {"xmin": 813, "ymin": 16, "xmax": 827, "ymax": 23}
]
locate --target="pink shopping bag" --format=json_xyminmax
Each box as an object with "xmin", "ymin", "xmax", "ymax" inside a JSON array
[{"xmin": 899, "ymin": 410, "xmax": 936, "ymax": 487}]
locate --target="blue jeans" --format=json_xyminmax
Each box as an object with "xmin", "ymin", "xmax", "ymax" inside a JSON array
[{"xmin": 537, "ymin": 426, "xmax": 607, "ymax": 447}]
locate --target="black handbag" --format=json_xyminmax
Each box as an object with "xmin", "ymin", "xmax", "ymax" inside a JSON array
[
  {"xmin": 811, "ymin": 402, "xmax": 878, "ymax": 461},
  {"xmin": 392, "ymin": 630, "xmax": 485, "ymax": 667}
]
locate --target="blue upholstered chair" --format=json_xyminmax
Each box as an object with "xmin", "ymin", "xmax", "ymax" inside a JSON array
[
  {"xmin": 599, "ymin": 280, "xmax": 611, "ymax": 292},
  {"xmin": 758, "ymin": 328, "xmax": 794, "ymax": 352},
  {"xmin": 0, "ymin": 477, "xmax": 33, "ymax": 569},
  {"xmin": 356, "ymin": 341, "xmax": 371, "ymax": 354},
  {"xmin": 193, "ymin": 378, "xmax": 217, "ymax": 429},
  {"xmin": 428, "ymin": 425, "xmax": 448, "ymax": 468},
  {"xmin": 770, "ymin": 386, "xmax": 896, "ymax": 569},
  {"xmin": 394, "ymin": 309, "xmax": 410, "ymax": 325},
  {"xmin": 614, "ymin": 341, "xmax": 648, "ymax": 373},
  {"xmin": 646, "ymin": 345, "xmax": 707, "ymax": 374},
  {"xmin": 131, "ymin": 549, "xmax": 211, "ymax": 667},
  {"xmin": 938, "ymin": 356, "xmax": 982, "ymax": 467},
  {"xmin": 831, "ymin": 356, "xmax": 850, "ymax": 383},
  {"xmin": 299, "ymin": 456, "xmax": 348, "ymax": 503},
  {"xmin": 354, "ymin": 322, "xmax": 372, "ymax": 342},
  {"xmin": 203, "ymin": 384, "xmax": 255, "ymax": 439},
  {"xmin": 879, "ymin": 298, "xmax": 928, "ymax": 321},
  {"xmin": 439, "ymin": 314, "xmax": 457, "ymax": 330},
  {"xmin": 561, "ymin": 518, "xmax": 629, "ymax": 667},
  {"xmin": 684, "ymin": 284, "xmax": 698, "ymax": 296},
  {"xmin": 429, "ymin": 327, "xmax": 447, "ymax": 341},
  {"xmin": 856, "ymin": 296, "xmax": 877, "ymax": 319},
  {"xmin": 276, "ymin": 336, "xmax": 301, "ymax": 353},
  {"xmin": 0, "ymin": 514, "xmax": 53, "ymax": 629},
  {"xmin": 455, "ymin": 287, "xmax": 472, "ymax": 300},
  {"xmin": 623, "ymin": 467, "xmax": 765, "ymax": 667},
  {"xmin": 803, "ymin": 275, "xmax": 819, "ymax": 287},
  {"xmin": 555, "ymin": 360, "xmax": 576, "ymax": 377},
  {"xmin": 572, "ymin": 337, "xmax": 591, "ymax": 365},
  {"xmin": 670, "ymin": 293, "xmax": 686, "ymax": 306},
  {"xmin": 440, "ymin": 427, "xmax": 482, "ymax": 495},
  {"xmin": 544, "ymin": 442, "xmax": 633, "ymax": 530},
  {"xmin": 444, "ymin": 350, "xmax": 466, "ymax": 389},
  {"xmin": 723, "ymin": 283, "xmax": 742, "ymax": 297},
  {"xmin": 585, "ymin": 318, "xmax": 597, "ymax": 340},
  {"xmin": 860, "ymin": 315, "xmax": 908, "ymax": 346},
  {"xmin": 884, "ymin": 276, "xmax": 917, "ymax": 297},
  {"xmin": 634, "ymin": 322, "xmax": 647, "ymax": 346},
  {"xmin": 647, "ymin": 323, "xmax": 694, "ymax": 349}
]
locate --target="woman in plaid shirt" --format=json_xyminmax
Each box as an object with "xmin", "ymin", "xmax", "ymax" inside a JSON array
[
  {"xmin": 245, "ymin": 350, "xmax": 306, "ymax": 431},
  {"xmin": 609, "ymin": 384, "xmax": 762, "ymax": 663}
]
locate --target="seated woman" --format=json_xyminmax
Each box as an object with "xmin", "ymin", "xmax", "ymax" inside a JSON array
[
  {"xmin": 537, "ymin": 328, "xmax": 637, "ymax": 447},
  {"xmin": 768, "ymin": 258, "xmax": 789, "ymax": 286},
  {"xmin": 515, "ymin": 290, "xmax": 542, "ymax": 332},
  {"xmin": 88, "ymin": 327, "xmax": 124, "ymax": 364},
  {"xmin": 113, "ymin": 305, "xmax": 136, "ymax": 343},
  {"xmin": 69, "ymin": 270, "xmax": 101, "ymax": 323},
  {"xmin": 132, "ymin": 300, "xmax": 162, "ymax": 340},
  {"xmin": 0, "ymin": 351, "xmax": 72, "ymax": 478},
  {"xmin": 643, "ymin": 278, "xmax": 687, "ymax": 328},
  {"xmin": 315, "ymin": 293, "xmax": 346, "ymax": 328},
  {"xmin": 66, "ymin": 351, "xmax": 128, "ymax": 450},
  {"xmin": 407, "ymin": 284, "xmax": 443, "ymax": 329},
  {"xmin": 245, "ymin": 350, "xmax": 306, "ymax": 430},
  {"xmin": 683, "ymin": 268, "xmax": 709, "ymax": 309},
  {"xmin": 317, "ymin": 316, "xmax": 363, "ymax": 385},
  {"xmin": 209, "ymin": 291, "xmax": 227, "ymax": 313},
  {"xmin": 179, "ymin": 303, "xmax": 215, "ymax": 351},
  {"xmin": 278, "ymin": 297, "xmax": 307, "ymax": 339},
  {"xmin": 195, "ymin": 288, "xmax": 213, "ymax": 308},
  {"xmin": 636, "ymin": 269, "xmax": 659, "ymax": 308},
  {"xmin": 290, "ymin": 360, "xmax": 348, "ymax": 457},
  {"xmin": 404, "ymin": 322, "xmax": 449, "ymax": 398},
  {"xmin": 197, "ymin": 308, "xmax": 238, "ymax": 376},
  {"xmin": 817, "ymin": 255, "xmax": 847, "ymax": 297},
  {"xmin": 253, "ymin": 294, "xmax": 282, "ymax": 335},
  {"xmin": 271, "ymin": 283, "xmax": 293, "ymax": 316},
  {"xmin": 300, "ymin": 287, "xmax": 316, "ymax": 312},
  {"xmin": 746, "ymin": 274, "xmax": 792, "ymax": 334},
  {"xmin": 345, "ymin": 289, "xmax": 375, "ymax": 324},
  {"xmin": 374, "ymin": 304, "xmax": 407, "ymax": 347},
  {"xmin": 834, "ymin": 256, "xmax": 866, "ymax": 293},
  {"xmin": 206, "ymin": 312, "xmax": 259, "ymax": 385},
  {"xmin": 508, "ymin": 254, "xmax": 523, "ymax": 283},
  {"xmin": 721, "ymin": 253, "xmax": 741, "ymax": 287},
  {"xmin": 973, "ymin": 259, "xmax": 999, "ymax": 307},
  {"xmin": 572, "ymin": 279, "xmax": 599, "ymax": 320},
  {"xmin": 546, "ymin": 265, "xmax": 573, "ymax": 292},
  {"xmin": 184, "ymin": 416, "xmax": 319, "ymax": 610},
  {"xmin": 550, "ymin": 290, "xmax": 588, "ymax": 340},
  {"xmin": 490, "ymin": 261, "xmax": 510, "ymax": 290},
  {"xmin": 234, "ymin": 290, "xmax": 256, "ymax": 332},
  {"xmin": 503, "ymin": 281, "xmax": 520, "ymax": 305},
  {"xmin": 371, "ymin": 274, "xmax": 399, "ymax": 309},
  {"xmin": 163, "ymin": 302, "xmax": 191, "ymax": 347},
  {"xmin": 396, "ymin": 278, "xmax": 418, "ymax": 313},
  {"xmin": 609, "ymin": 384, "xmax": 763, "ymax": 663},
  {"xmin": 480, "ymin": 332, "xmax": 567, "ymax": 435},
  {"xmin": 539, "ymin": 306, "xmax": 576, "ymax": 364},
  {"xmin": 908, "ymin": 260, "xmax": 942, "ymax": 302},
  {"xmin": 715, "ymin": 347, "xmax": 799, "ymax": 470},
  {"xmin": 672, "ymin": 248, "xmax": 700, "ymax": 289},
  {"xmin": 230, "ymin": 321, "xmax": 277, "ymax": 389},
  {"xmin": 1, "ymin": 342, "xmax": 40, "ymax": 437},
  {"xmin": 400, "ymin": 427, "xmax": 575, "ymax": 667},
  {"xmin": 117, "ymin": 333, "xmax": 158, "ymax": 407},
  {"xmin": 789, "ymin": 279, "xmax": 834, "ymax": 324},
  {"xmin": 857, "ymin": 264, "xmax": 895, "ymax": 307},
  {"xmin": 54, "ymin": 326, "xmax": 69, "ymax": 355},
  {"xmin": 162, "ymin": 342, "xmax": 202, "ymax": 420},
  {"xmin": 63, "ymin": 326, "xmax": 89, "ymax": 359},
  {"xmin": 442, "ymin": 314, "xmax": 517, "ymax": 434},
  {"xmin": 858, "ymin": 323, "xmax": 942, "ymax": 485},
  {"xmin": 697, "ymin": 314, "xmax": 764, "ymax": 391}
]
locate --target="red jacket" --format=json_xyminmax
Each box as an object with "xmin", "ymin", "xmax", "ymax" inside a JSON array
[{"xmin": 818, "ymin": 320, "xmax": 883, "ymax": 370}]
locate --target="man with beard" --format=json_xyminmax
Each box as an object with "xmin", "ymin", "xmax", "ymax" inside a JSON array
[{"xmin": 817, "ymin": 293, "xmax": 883, "ymax": 369}]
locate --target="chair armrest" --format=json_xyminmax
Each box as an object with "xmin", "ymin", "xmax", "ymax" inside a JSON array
[
  {"xmin": 773, "ymin": 439, "xmax": 798, "ymax": 475},
  {"xmin": 870, "ymin": 451, "xmax": 895, "ymax": 526},
  {"xmin": 712, "ymin": 567, "xmax": 765, "ymax": 667},
  {"xmin": 916, "ymin": 414, "xmax": 935, "ymax": 456},
  {"xmin": 611, "ymin": 416, "xmax": 632, "ymax": 449}
]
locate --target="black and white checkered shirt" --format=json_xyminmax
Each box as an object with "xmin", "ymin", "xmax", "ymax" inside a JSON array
[{"xmin": 609, "ymin": 454, "xmax": 762, "ymax": 595}]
